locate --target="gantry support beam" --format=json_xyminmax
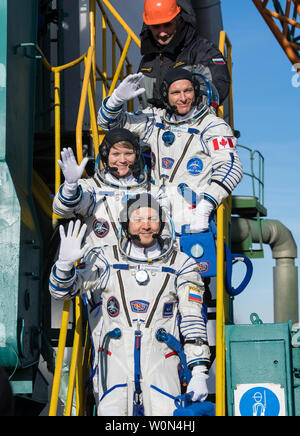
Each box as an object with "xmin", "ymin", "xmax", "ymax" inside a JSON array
[{"xmin": 252, "ymin": 0, "xmax": 300, "ymax": 69}]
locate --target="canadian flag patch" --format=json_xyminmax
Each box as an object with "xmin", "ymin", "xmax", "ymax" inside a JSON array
[{"xmin": 212, "ymin": 137, "xmax": 235, "ymax": 151}]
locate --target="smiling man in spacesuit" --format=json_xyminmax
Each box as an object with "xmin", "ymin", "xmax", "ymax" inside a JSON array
[
  {"xmin": 97, "ymin": 68, "xmax": 243, "ymax": 235},
  {"xmin": 49, "ymin": 193, "xmax": 210, "ymax": 416}
]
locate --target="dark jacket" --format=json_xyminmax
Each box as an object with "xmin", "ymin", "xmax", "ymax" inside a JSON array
[{"xmin": 137, "ymin": 0, "xmax": 231, "ymax": 108}]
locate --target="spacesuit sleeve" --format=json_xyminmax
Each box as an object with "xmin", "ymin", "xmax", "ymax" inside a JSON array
[
  {"xmin": 176, "ymin": 256, "xmax": 210, "ymax": 368},
  {"xmin": 49, "ymin": 249, "xmax": 106, "ymax": 301},
  {"xmin": 201, "ymin": 116, "xmax": 243, "ymax": 208},
  {"xmin": 53, "ymin": 179, "xmax": 99, "ymax": 219},
  {"xmin": 97, "ymin": 97, "xmax": 157, "ymax": 144}
]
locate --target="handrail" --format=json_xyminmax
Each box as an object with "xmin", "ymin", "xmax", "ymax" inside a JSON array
[
  {"xmin": 14, "ymin": 43, "xmax": 87, "ymax": 73},
  {"xmin": 76, "ymin": 46, "xmax": 95, "ymax": 164},
  {"xmin": 47, "ymin": 0, "xmax": 141, "ymax": 416},
  {"xmin": 215, "ymin": 30, "xmax": 234, "ymax": 417},
  {"xmin": 236, "ymin": 144, "xmax": 265, "ymax": 205},
  {"xmin": 15, "ymin": 42, "xmax": 90, "ymax": 198},
  {"xmin": 64, "ymin": 297, "xmax": 83, "ymax": 416},
  {"xmin": 27, "ymin": 37, "xmax": 96, "ymax": 417},
  {"xmin": 98, "ymin": 0, "xmax": 141, "ymax": 48},
  {"xmin": 109, "ymin": 35, "xmax": 132, "ymax": 95},
  {"xmin": 96, "ymin": 0, "xmax": 140, "ymax": 111},
  {"xmin": 218, "ymin": 31, "xmax": 234, "ymax": 128},
  {"xmin": 49, "ymin": 301, "xmax": 71, "ymax": 416},
  {"xmin": 48, "ymin": 46, "xmax": 96, "ymax": 418},
  {"xmin": 30, "ymin": 0, "xmax": 141, "ymax": 200}
]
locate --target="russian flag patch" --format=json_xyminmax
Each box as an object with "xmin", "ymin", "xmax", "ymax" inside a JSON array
[
  {"xmin": 212, "ymin": 58, "xmax": 226, "ymax": 65},
  {"xmin": 188, "ymin": 286, "xmax": 203, "ymax": 304}
]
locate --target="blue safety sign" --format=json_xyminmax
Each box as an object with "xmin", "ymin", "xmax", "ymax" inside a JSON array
[{"xmin": 234, "ymin": 384, "xmax": 286, "ymax": 416}]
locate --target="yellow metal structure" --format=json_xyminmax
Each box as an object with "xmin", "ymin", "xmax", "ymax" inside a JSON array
[
  {"xmin": 46, "ymin": 0, "xmax": 141, "ymax": 416},
  {"xmin": 48, "ymin": 300, "xmax": 71, "ymax": 416},
  {"xmin": 45, "ymin": 1, "xmax": 234, "ymax": 417},
  {"xmin": 252, "ymin": 0, "xmax": 300, "ymax": 68},
  {"xmin": 215, "ymin": 31, "xmax": 234, "ymax": 417}
]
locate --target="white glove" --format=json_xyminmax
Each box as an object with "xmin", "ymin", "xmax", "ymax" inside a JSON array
[
  {"xmin": 108, "ymin": 73, "xmax": 145, "ymax": 108},
  {"xmin": 186, "ymin": 365, "xmax": 209, "ymax": 402},
  {"xmin": 58, "ymin": 148, "xmax": 88, "ymax": 198},
  {"xmin": 56, "ymin": 220, "xmax": 90, "ymax": 273},
  {"xmin": 190, "ymin": 199, "xmax": 215, "ymax": 233}
]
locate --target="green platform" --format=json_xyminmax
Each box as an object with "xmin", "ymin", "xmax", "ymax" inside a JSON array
[{"xmin": 226, "ymin": 320, "xmax": 298, "ymax": 416}]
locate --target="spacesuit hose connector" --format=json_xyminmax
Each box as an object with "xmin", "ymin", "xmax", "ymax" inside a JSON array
[
  {"xmin": 156, "ymin": 328, "xmax": 192, "ymax": 384},
  {"xmin": 100, "ymin": 328, "xmax": 122, "ymax": 393}
]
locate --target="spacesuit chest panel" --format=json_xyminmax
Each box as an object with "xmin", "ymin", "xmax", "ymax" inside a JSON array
[
  {"xmin": 101, "ymin": 266, "xmax": 178, "ymax": 331},
  {"xmin": 152, "ymin": 125, "xmax": 212, "ymax": 190}
]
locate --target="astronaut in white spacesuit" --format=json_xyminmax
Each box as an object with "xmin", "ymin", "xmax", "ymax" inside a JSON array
[
  {"xmin": 49, "ymin": 193, "xmax": 210, "ymax": 416},
  {"xmin": 53, "ymin": 127, "xmax": 168, "ymax": 247},
  {"xmin": 97, "ymin": 68, "xmax": 243, "ymax": 235}
]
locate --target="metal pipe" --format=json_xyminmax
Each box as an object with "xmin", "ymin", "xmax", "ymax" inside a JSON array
[
  {"xmin": 216, "ymin": 202, "xmax": 226, "ymax": 417},
  {"xmin": 190, "ymin": 1, "xmax": 230, "ymax": 122},
  {"xmin": 76, "ymin": 46, "xmax": 94, "ymax": 164},
  {"xmin": 49, "ymin": 300, "xmax": 71, "ymax": 416},
  {"xmin": 231, "ymin": 217, "xmax": 299, "ymax": 323},
  {"xmin": 191, "ymin": 0, "xmax": 224, "ymax": 45}
]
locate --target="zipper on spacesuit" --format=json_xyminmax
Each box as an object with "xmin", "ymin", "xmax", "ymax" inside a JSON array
[
  {"xmin": 135, "ymin": 321, "xmax": 142, "ymax": 358},
  {"xmin": 133, "ymin": 322, "xmax": 144, "ymax": 415}
]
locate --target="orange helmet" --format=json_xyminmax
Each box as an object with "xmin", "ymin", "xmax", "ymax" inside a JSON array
[{"xmin": 143, "ymin": 0, "xmax": 181, "ymax": 26}]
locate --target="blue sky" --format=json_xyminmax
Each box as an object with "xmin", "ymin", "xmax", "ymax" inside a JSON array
[
  {"xmin": 221, "ymin": 1, "xmax": 300, "ymax": 323},
  {"xmin": 109, "ymin": 0, "xmax": 299, "ymax": 324}
]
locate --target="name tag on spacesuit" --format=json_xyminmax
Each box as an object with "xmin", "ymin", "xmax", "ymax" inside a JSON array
[{"xmin": 156, "ymin": 122, "xmax": 200, "ymax": 136}]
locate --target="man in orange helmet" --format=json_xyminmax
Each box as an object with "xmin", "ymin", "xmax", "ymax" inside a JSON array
[{"xmin": 138, "ymin": 0, "xmax": 231, "ymax": 109}]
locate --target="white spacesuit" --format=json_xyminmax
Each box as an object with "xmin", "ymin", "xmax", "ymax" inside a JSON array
[
  {"xmin": 53, "ymin": 128, "xmax": 169, "ymax": 247},
  {"xmin": 49, "ymin": 194, "xmax": 210, "ymax": 416},
  {"xmin": 97, "ymin": 69, "xmax": 243, "ymax": 234}
]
